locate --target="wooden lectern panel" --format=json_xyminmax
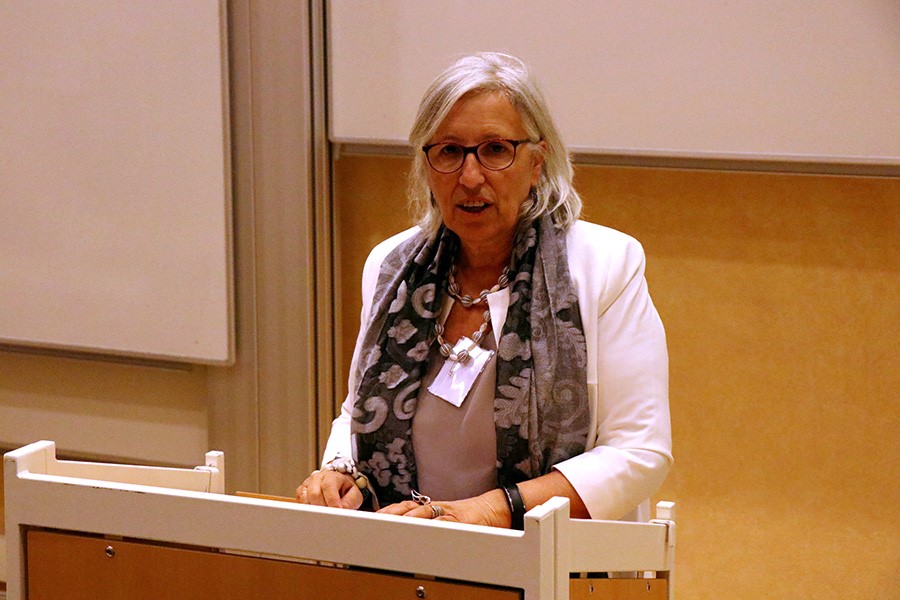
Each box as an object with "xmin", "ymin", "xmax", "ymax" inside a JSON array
[
  {"xmin": 569, "ymin": 578, "xmax": 668, "ymax": 600},
  {"xmin": 26, "ymin": 529, "xmax": 521, "ymax": 600}
]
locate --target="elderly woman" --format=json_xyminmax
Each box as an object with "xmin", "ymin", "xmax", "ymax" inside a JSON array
[{"xmin": 297, "ymin": 52, "xmax": 672, "ymax": 529}]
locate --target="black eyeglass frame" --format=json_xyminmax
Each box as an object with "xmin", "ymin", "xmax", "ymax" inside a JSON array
[{"xmin": 421, "ymin": 138, "xmax": 533, "ymax": 173}]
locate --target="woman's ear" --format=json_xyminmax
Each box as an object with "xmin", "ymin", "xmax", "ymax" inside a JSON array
[{"xmin": 530, "ymin": 140, "xmax": 548, "ymax": 186}]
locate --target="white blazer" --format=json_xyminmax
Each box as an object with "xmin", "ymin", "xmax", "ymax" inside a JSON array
[{"xmin": 324, "ymin": 220, "xmax": 673, "ymax": 522}]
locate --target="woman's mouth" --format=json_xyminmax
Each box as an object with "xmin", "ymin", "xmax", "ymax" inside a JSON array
[{"xmin": 458, "ymin": 200, "xmax": 489, "ymax": 213}]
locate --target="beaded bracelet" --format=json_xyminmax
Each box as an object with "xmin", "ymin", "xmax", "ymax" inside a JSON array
[{"xmin": 323, "ymin": 454, "xmax": 380, "ymax": 510}]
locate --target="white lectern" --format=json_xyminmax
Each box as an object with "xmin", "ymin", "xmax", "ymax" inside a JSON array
[{"xmin": 4, "ymin": 441, "xmax": 675, "ymax": 599}]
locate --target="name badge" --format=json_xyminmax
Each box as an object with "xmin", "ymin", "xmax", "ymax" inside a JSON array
[{"xmin": 427, "ymin": 336, "xmax": 494, "ymax": 407}]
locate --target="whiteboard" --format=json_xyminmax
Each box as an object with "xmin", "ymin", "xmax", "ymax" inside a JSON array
[
  {"xmin": 0, "ymin": 1, "xmax": 233, "ymax": 364},
  {"xmin": 328, "ymin": 0, "xmax": 900, "ymax": 169}
]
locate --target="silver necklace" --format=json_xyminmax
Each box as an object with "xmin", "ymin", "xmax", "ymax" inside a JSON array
[
  {"xmin": 435, "ymin": 264, "xmax": 511, "ymax": 363},
  {"xmin": 434, "ymin": 308, "xmax": 491, "ymax": 364},
  {"xmin": 447, "ymin": 264, "xmax": 511, "ymax": 308}
]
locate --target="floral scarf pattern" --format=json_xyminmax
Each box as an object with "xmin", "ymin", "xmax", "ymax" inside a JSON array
[{"xmin": 351, "ymin": 215, "xmax": 590, "ymax": 506}]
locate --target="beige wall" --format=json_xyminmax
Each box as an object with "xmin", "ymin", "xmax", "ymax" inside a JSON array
[
  {"xmin": 0, "ymin": 356, "xmax": 210, "ymax": 465},
  {"xmin": 333, "ymin": 153, "xmax": 899, "ymax": 599}
]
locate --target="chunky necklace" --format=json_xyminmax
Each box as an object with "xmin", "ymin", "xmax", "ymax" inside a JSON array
[
  {"xmin": 434, "ymin": 308, "xmax": 491, "ymax": 364},
  {"xmin": 447, "ymin": 264, "xmax": 511, "ymax": 308},
  {"xmin": 435, "ymin": 264, "xmax": 511, "ymax": 363}
]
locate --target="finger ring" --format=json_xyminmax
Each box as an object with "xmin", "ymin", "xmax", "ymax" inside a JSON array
[
  {"xmin": 411, "ymin": 490, "xmax": 431, "ymax": 505},
  {"xmin": 430, "ymin": 505, "xmax": 444, "ymax": 518}
]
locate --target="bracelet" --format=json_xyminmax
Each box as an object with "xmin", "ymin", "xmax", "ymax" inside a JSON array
[
  {"xmin": 323, "ymin": 454, "xmax": 380, "ymax": 510},
  {"xmin": 501, "ymin": 483, "xmax": 526, "ymax": 531}
]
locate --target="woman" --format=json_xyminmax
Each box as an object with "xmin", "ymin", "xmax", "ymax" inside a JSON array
[{"xmin": 297, "ymin": 53, "xmax": 672, "ymax": 529}]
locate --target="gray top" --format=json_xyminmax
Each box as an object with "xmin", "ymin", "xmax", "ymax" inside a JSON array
[{"xmin": 412, "ymin": 332, "xmax": 498, "ymax": 501}]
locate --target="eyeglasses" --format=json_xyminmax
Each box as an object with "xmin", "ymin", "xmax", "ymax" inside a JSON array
[{"xmin": 422, "ymin": 138, "xmax": 532, "ymax": 174}]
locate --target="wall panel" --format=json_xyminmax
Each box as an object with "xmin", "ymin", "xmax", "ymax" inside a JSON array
[
  {"xmin": 329, "ymin": 0, "xmax": 900, "ymax": 170},
  {"xmin": 0, "ymin": 1, "xmax": 233, "ymax": 363}
]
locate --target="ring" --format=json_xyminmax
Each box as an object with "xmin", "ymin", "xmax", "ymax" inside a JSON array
[
  {"xmin": 411, "ymin": 490, "xmax": 431, "ymax": 505},
  {"xmin": 430, "ymin": 505, "xmax": 445, "ymax": 518}
]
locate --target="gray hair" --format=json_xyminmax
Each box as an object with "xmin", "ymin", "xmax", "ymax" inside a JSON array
[{"xmin": 408, "ymin": 52, "xmax": 581, "ymax": 236}]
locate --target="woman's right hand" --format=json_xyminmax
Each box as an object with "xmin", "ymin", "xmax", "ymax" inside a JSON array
[{"xmin": 295, "ymin": 469, "xmax": 363, "ymax": 509}]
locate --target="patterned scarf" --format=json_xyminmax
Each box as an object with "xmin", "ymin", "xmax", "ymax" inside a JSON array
[{"xmin": 351, "ymin": 214, "xmax": 590, "ymax": 506}]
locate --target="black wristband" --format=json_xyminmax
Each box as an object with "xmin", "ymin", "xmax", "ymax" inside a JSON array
[{"xmin": 502, "ymin": 483, "xmax": 526, "ymax": 531}]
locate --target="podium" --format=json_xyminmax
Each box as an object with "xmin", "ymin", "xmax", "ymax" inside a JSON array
[{"xmin": 4, "ymin": 441, "xmax": 675, "ymax": 599}]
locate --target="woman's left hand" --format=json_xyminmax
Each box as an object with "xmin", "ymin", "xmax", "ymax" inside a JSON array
[{"xmin": 377, "ymin": 489, "xmax": 510, "ymax": 528}]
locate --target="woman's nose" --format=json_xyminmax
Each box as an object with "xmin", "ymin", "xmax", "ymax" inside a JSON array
[{"xmin": 458, "ymin": 153, "xmax": 485, "ymax": 187}]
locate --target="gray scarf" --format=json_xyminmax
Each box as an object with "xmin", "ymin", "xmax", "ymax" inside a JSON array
[{"xmin": 351, "ymin": 215, "xmax": 590, "ymax": 506}]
